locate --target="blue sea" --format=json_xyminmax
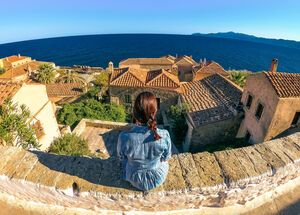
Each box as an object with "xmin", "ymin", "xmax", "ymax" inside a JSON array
[{"xmin": 0, "ymin": 34, "xmax": 300, "ymax": 72}]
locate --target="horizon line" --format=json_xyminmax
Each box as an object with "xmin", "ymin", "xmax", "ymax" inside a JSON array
[{"xmin": 1, "ymin": 32, "xmax": 299, "ymax": 46}]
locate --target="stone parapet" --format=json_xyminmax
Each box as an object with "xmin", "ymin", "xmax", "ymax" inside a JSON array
[{"xmin": 0, "ymin": 132, "xmax": 299, "ymax": 214}]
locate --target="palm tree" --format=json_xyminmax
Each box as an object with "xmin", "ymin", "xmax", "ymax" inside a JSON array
[
  {"xmin": 56, "ymin": 69, "xmax": 86, "ymax": 85},
  {"xmin": 228, "ymin": 70, "xmax": 250, "ymax": 88},
  {"xmin": 36, "ymin": 64, "xmax": 56, "ymax": 84}
]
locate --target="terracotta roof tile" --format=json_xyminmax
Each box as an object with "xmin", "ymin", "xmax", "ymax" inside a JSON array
[
  {"xmin": 119, "ymin": 57, "xmax": 175, "ymax": 66},
  {"xmin": 0, "ymin": 82, "xmax": 22, "ymax": 104},
  {"xmin": 3, "ymin": 55, "xmax": 28, "ymax": 63},
  {"xmin": 181, "ymin": 74, "xmax": 242, "ymax": 126},
  {"xmin": 193, "ymin": 61, "xmax": 228, "ymax": 81},
  {"xmin": 110, "ymin": 68, "xmax": 180, "ymax": 90},
  {"xmin": 46, "ymin": 83, "xmax": 84, "ymax": 97},
  {"xmin": 264, "ymin": 72, "xmax": 300, "ymax": 98}
]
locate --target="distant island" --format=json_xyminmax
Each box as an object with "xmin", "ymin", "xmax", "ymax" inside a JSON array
[{"xmin": 192, "ymin": 31, "xmax": 300, "ymax": 50}]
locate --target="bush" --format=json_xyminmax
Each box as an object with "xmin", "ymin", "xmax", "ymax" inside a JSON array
[
  {"xmin": 57, "ymin": 99, "xmax": 127, "ymax": 128},
  {"xmin": 168, "ymin": 104, "xmax": 189, "ymax": 146},
  {"xmin": 49, "ymin": 133, "xmax": 90, "ymax": 156},
  {"xmin": 0, "ymin": 100, "xmax": 39, "ymax": 149}
]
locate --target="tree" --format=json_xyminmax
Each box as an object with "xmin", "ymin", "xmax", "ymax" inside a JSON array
[
  {"xmin": 36, "ymin": 64, "xmax": 56, "ymax": 84},
  {"xmin": 0, "ymin": 99, "xmax": 39, "ymax": 149},
  {"xmin": 49, "ymin": 133, "xmax": 90, "ymax": 156},
  {"xmin": 228, "ymin": 70, "xmax": 252, "ymax": 88},
  {"xmin": 168, "ymin": 104, "xmax": 189, "ymax": 146},
  {"xmin": 56, "ymin": 69, "xmax": 86, "ymax": 85},
  {"xmin": 94, "ymin": 71, "xmax": 109, "ymax": 99}
]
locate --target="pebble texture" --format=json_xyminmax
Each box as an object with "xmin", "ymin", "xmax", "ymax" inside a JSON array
[{"xmin": 0, "ymin": 132, "xmax": 299, "ymax": 213}]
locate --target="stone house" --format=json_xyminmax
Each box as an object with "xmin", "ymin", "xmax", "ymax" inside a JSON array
[
  {"xmin": 0, "ymin": 55, "xmax": 55, "ymax": 82},
  {"xmin": 180, "ymin": 74, "xmax": 243, "ymax": 152},
  {"xmin": 109, "ymin": 67, "xmax": 181, "ymax": 120},
  {"xmin": 46, "ymin": 83, "xmax": 84, "ymax": 104},
  {"xmin": 193, "ymin": 60, "xmax": 228, "ymax": 81},
  {"xmin": 237, "ymin": 59, "xmax": 300, "ymax": 144},
  {"xmin": 0, "ymin": 82, "xmax": 61, "ymax": 150},
  {"xmin": 118, "ymin": 55, "xmax": 197, "ymax": 82}
]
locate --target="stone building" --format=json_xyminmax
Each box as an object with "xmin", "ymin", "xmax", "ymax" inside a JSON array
[
  {"xmin": 181, "ymin": 74, "xmax": 243, "ymax": 152},
  {"xmin": 119, "ymin": 55, "xmax": 197, "ymax": 82},
  {"xmin": 193, "ymin": 60, "xmax": 228, "ymax": 81},
  {"xmin": 0, "ymin": 82, "xmax": 60, "ymax": 150},
  {"xmin": 237, "ymin": 59, "xmax": 300, "ymax": 144},
  {"xmin": 46, "ymin": 83, "xmax": 84, "ymax": 104},
  {"xmin": 0, "ymin": 55, "xmax": 55, "ymax": 82},
  {"xmin": 109, "ymin": 67, "xmax": 181, "ymax": 119}
]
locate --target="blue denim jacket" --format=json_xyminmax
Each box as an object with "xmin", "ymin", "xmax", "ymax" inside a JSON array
[{"xmin": 117, "ymin": 125, "xmax": 172, "ymax": 191}]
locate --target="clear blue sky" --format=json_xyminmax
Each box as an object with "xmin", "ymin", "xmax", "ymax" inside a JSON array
[{"xmin": 1, "ymin": 0, "xmax": 299, "ymax": 44}]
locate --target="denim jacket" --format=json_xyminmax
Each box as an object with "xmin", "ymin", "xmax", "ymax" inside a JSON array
[{"xmin": 117, "ymin": 125, "xmax": 172, "ymax": 191}]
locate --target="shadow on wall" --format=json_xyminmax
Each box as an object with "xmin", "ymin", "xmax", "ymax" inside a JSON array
[{"xmin": 31, "ymin": 150, "xmax": 139, "ymax": 191}]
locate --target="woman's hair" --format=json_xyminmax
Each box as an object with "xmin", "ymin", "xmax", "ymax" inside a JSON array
[{"xmin": 133, "ymin": 92, "xmax": 161, "ymax": 140}]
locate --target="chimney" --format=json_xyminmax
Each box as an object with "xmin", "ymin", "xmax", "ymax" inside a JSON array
[
  {"xmin": 108, "ymin": 61, "xmax": 114, "ymax": 73},
  {"xmin": 270, "ymin": 58, "xmax": 278, "ymax": 73},
  {"xmin": 18, "ymin": 54, "xmax": 21, "ymax": 58}
]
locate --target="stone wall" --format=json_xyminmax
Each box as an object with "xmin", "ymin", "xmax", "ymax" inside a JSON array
[
  {"xmin": 187, "ymin": 114, "xmax": 243, "ymax": 152},
  {"xmin": 0, "ymin": 132, "xmax": 299, "ymax": 214}
]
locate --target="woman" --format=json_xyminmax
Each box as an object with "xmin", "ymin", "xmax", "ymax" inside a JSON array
[{"xmin": 117, "ymin": 92, "xmax": 172, "ymax": 191}]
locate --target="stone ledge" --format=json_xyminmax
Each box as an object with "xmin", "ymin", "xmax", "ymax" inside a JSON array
[{"xmin": 0, "ymin": 132, "xmax": 299, "ymax": 212}]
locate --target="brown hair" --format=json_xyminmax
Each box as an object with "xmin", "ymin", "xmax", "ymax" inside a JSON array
[{"xmin": 133, "ymin": 92, "xmax": 161, "ymax": 140}]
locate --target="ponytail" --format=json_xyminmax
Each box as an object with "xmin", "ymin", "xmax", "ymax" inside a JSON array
[
  {"xmin": 133, "ymin": 92, "xmax": 161, "ymax": 141},
  {"xmin": 147, "ymin": 117, "xmax": 161, "ymax": 140}
]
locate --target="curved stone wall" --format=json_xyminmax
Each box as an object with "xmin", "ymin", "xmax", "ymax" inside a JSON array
[{"xmin": 0, "ymin": 132, "xmax": 299, "ymax": 214}]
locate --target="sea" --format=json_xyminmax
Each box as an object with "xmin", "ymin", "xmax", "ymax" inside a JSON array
[{"xmin": 0, "ymin": 34, "xmax": 300, "ymax": 72}]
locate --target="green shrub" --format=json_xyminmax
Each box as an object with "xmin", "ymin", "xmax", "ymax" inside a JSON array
[
  {"xmin": 228, "ymin": 70, "xmax": 252, "ymax": 88},
  {"xmin": 0, "ymin": 67, "xmax": 5, "ymax": 75},
  {"xmin": 57, "ymin": 99, "xmax": 127, "ymax": 128},
  {"xmin": 49, "ymin": 133, "xmax": 90, "ymax": 156},
  {"xmin": 168, "ymin": 104, "xmax": 189, "ymax": 146},
  {"xmin": 0, "ymin": 100, "xmax": 39, "ymax": 149}
]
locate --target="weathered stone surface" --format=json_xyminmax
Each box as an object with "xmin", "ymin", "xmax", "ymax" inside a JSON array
[
  {"xmin": 0, "ymin": 147, "xmax": 22, "ymax": 172},
  {"xmin": 1, "ymin": 150, "xmax": 28, "ymax": 178},
  {"xmin": 163, "ymin": 155, "xmax": 186, "ymax": 191},
  {"xmin": 241, "ymin": 146, "xmax": 272, "ymax": 175},
  {"xmin": 178, "ymin": 153, "xmax": 201, "ymax": 189},
  {"xmin": 231, "ymin": 148, "xmax": 261, "ymax": 178},
  {"xmin": 286, "ymin": 132, "xmax": 300, "ymax": 148},
  {"xmin": 281, "ymin": 138, "xmax": 300, "ymax": 160},
  {"xmin": 253, "ymin": 144, "xmax": 286, "ymax": 170},
  {"xmin": 214, "ymin": 149, "xmax": 249, "ymax": 183},
  {"xmin": 12, "ymin": 152, "xmax": 39, "ymax": 180},
  {"xmin": 263, "ymin": 140, "xmax": 295, "ymax": 164},
  {"xmin": 192, "ymin": 152, "xmax": 224, "ymax": 187}
]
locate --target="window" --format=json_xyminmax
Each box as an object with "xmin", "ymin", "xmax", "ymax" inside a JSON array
[
  {"xmin": 255, "ymin": 103, "xmax": 264, "ymax": 120},
  {"xmin": 124, "ymin": 95, "xmax": 131, "ymax": 104},
  {"xmin": 156, "ymin": 98, "xmax": 161, "ymax": 110},
  {"xmin": 246, "ymin": 94, "xmax": 253, "ymax": 109},
  {"xmin": 291, "ymin": 112, "xmax": 300, "ymax": 127}
]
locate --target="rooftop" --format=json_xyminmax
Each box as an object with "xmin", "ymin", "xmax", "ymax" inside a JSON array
[
  {"xmin": 181, "ymin": 74, "xmax": 242, "ymax": 126},
  {"xmin": 119, "ymin": 56, "xmax": 175, "ymax": 66},
  {"xmin": 193, "ymin": 61, "xmax": 228, "ymax": 81},
  {"xmin": 110, "ymin": 67, "xmax": 180, "ymax": 90},
  {"xmin": 0, "ymin": 82, "xmax": 21, "ymax": 104},
  {"xmin": 264, "ymin": 72, "xmax": 300, "ymax": 98},
  {"xmin": 1, "ymin": 55, "xmax": 29, "ymax": 63},
  {"xmin": 46, "ymin": 83, "xmax": 84, "ymax": 98}
]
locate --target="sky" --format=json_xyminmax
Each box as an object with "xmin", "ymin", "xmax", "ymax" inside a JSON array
[{"xmin": 1, "ymin": 0, "xmax": 300, "ymax": 44}]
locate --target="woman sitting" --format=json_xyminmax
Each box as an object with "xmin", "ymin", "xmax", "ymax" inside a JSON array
[{"xmin": 117, "ymin": 92, "xmax": 172, "ymax": 191}]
